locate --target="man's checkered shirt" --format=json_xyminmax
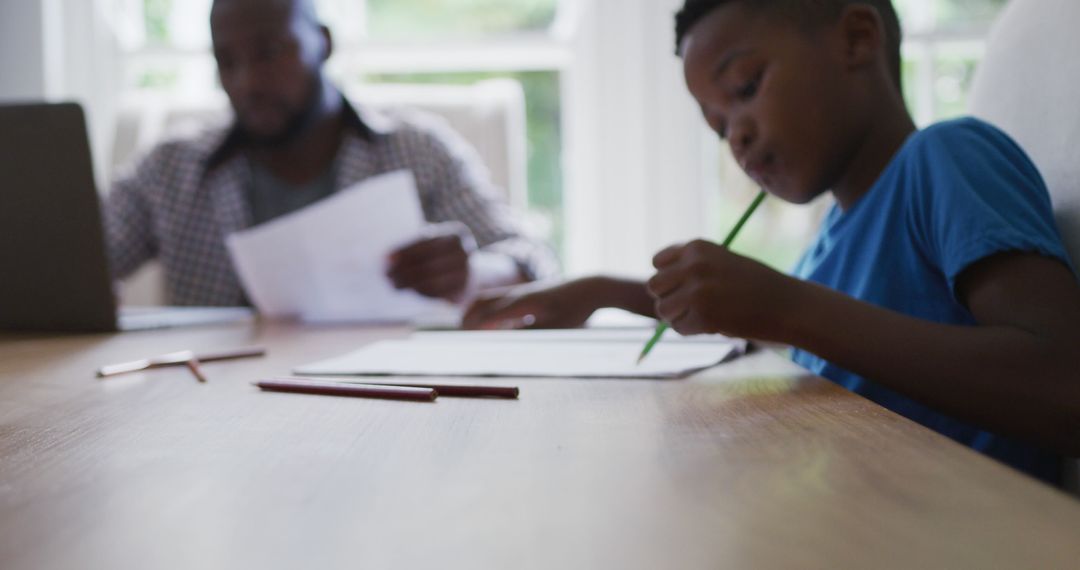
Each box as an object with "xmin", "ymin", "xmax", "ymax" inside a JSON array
[{"xmin": 103, "ymin": 100, "xmax": 559, "ymax": 306}]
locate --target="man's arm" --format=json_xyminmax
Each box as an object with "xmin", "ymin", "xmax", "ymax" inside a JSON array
[
  {"xmin": 101, "ymin": 152, "xmax": 163, "ymax": 281},
  {"xmin": 388, "ymin": 115, "xmax": 559, "ymax": 301},
  {"xmin": 461, "ymin": 276, "xmax": 655, "ymax": 329}
]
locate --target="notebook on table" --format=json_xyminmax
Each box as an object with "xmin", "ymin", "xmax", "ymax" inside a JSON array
[{"xmin": 295, "ymin": 329, "xmax": 748, "ymax": 380}]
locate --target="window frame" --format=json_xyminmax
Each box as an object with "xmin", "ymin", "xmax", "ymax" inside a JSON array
[{"xmin": 73, "ymin": 0, "xmax": 1012, "ymax": 277}]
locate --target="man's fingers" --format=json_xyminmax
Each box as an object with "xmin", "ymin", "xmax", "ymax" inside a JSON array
[
  {"xmin": 410, "ymin": 270, "xmax": 469, "ymax": 300},
  {"xmin": 462, "ymin": 296, "xmax": 538, "ymax": 330},
  {"xmin": 389, "ymin": 235, "xmax": 463, "ymax": 263},
  {"xmin": 388, "ymin": 253, "xmax": 468, "ymax": 289},
  {"xmin": 462, "ymin": 297, "xmax": 500, "ymax": 329}
]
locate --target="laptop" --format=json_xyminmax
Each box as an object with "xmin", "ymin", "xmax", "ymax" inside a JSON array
[{"xmin": 0, "ymin": 102, "xmax": 253, "ymax": 332}]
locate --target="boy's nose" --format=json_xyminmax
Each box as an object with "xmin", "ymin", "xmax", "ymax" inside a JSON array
[
  {"xmin": 729, "ymin": 127, "xmax": 754, "ymax": 156},
  {"xmin": 726, "ymin": 116, "xmax": 756, "ymax": 156}
]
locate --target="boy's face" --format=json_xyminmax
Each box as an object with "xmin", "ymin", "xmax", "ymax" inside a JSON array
[{"xmin": 681, "ymin": 3, "xmax": 865, "ymax": 204}]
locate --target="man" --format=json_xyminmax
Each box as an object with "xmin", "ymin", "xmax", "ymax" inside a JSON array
[{"xmin": 104, "ymin": 0, "xmax": 557, "ymax": 307}]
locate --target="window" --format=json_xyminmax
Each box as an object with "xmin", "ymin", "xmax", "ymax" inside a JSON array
[
  {"xmin": 123, "ymin": 0, "xmax": 571, "ymax": 253},
  {"xmin": 116, "ymin": 0, "xmax": 1013, "ymax": 278},
  {"xmin": 365, "ymin": 0, "xmax": 559, "ymax": 39},
  {"xmin": 896, "ymin": 0, "xmax": 1010, "ymax": 124}
]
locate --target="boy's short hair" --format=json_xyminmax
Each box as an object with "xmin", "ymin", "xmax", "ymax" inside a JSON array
[{"xmin": 674, "ymin": 0, "xmax": 903, "ymax": 90}]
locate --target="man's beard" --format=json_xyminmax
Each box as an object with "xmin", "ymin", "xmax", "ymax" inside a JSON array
[{"xmin": 238, "ymin": 76, "xmax": 326, "ymax": 149}]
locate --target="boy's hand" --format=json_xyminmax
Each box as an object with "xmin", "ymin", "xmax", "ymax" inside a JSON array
[
  {"xmin": 461, "ymin": 279, "xmax": 603, "ymax": 330},
  {"xmin": 647, "ymin": 239, "xmax": 799, "ymax": 339},
  {"xmin": 387, "ymin": 223, "xmax": 477, "ymax": 301}
]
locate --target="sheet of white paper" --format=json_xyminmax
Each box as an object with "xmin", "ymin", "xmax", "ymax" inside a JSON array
[
  {"xmin": 585, "ymin": 308, "xmax": 658, "ymax": 328},
  {"xmin": 225, "ymin": 170, "xmax": 452, "ymax": 323},
  {"xmin": 411, "ymin": 328, "xmax": 746, "ymax": 346},
  {"xmin": 294, "ymin": 338, "xmax": 742, "ymax": 379}
]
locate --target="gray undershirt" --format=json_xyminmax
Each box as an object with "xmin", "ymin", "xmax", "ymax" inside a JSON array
[{"xmin": 247, "ymin": 159, "xmax": 338, "ymax": 226}]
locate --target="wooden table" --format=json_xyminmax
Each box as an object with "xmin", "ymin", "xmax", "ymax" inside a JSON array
[{"xmin": 1, "ymin": 321, "xmax": 1078, "ymax": 569}]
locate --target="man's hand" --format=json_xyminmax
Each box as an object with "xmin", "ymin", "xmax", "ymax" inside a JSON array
[
  {"xmin": 462, "ymin": 278, "xmax": 609, "ymax": 330},
  {"xmin": 387, "ymin": 223, "xmax": 477, "ymax": 302},
  {"xmin": 646, "ymin": 239, "xmax": 801, "ymax": 339}
]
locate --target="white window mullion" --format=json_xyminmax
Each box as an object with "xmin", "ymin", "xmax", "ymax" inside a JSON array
[
  {"xmin": 338, "ymin": 40, "xmax": 572, "ymax": 75},
  {"xmin": 563, "ymin": 0, "xmax": 712, "ymax": 276}
]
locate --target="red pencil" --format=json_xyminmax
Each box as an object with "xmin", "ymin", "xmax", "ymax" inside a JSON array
[
  {"xmin": 184, "ymin": 358, "xmax": 208, "ymax": 383},
  {"xmin": 254, "ymin": 378, "xmax": 437, "ymax": 402},
  {"xmin": 353, "ymin": 382, "xmax": 518, "ymax": 399},
  {"xmin": 269, "ymin": 377, "xmax": 519, "ymax": 399}
]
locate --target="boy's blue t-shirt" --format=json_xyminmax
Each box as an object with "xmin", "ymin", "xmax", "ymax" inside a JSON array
[{"xmin": 791, "ymin": 117, "xmax": 1073, "ymax": 485}]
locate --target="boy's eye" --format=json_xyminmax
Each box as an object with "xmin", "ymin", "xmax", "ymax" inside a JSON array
[{"xmin": 734, "ymin": 69, "xmax": 764, "ymax": 101}]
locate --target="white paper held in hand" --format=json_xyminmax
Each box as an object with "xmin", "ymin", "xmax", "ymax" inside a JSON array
[{"xmin": 225, "ymin": 170, "xmax": 455, "ymax": 323}]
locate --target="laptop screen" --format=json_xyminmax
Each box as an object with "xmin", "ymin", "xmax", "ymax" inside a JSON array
[{"xmin": 0, "ymin": 103, "xmax": 119, "ymax": 332}]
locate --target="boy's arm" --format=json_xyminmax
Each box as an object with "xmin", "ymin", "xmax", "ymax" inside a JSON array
[
  {"xmin": 650, "ymin": 241, "xmax": 1080, "ymax": 456},
  {"xmin": 790, "ymin": 253, "xmax": 1080, "ymax": 455}
]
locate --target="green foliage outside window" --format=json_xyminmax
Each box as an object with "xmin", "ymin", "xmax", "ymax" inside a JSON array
[
  {"xmin": 144, "ymin": 0, "xmax": 174, "ymax": 45},
  {"xmin": 896, "ymin": 0, "xmax": 1010, "ymax": 123},
  {"xmin": 893, "ymin": 0, "xmax": 1009, "ymax": 28},
  {"xmin": 931, "ymin": 0, "xmax": 1009, "ymax": 27},
  {"xmin": 366, "ymin": 0, "xmax": 558, "ymax": 39}
]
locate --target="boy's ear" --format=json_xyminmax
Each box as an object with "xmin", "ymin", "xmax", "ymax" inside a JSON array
[{"xmin": 836, "ymin": 4, "xmax": 886, "ymax": 73}]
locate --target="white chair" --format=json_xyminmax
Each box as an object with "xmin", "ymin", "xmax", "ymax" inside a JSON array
[
  {"xmin": 342, "ymin": 79, "xmax": 528, "ymax": 210},
  {"xmin": 968, "ymin": 0, "xmax": 1080, "ymax": 493},
  {"xmin": 111, "ymin": 79, "xmax": 530, "ymax": 305}
]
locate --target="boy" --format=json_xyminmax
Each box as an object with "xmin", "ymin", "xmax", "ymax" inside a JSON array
[{"xmin": 463, "ymin": 0, "xmax": 1080, "ymax": 485}]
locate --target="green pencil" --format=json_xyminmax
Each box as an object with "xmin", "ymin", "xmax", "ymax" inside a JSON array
[{"xmin": 636, "ymin": 190, "xmax": 767, "ymax": 364}]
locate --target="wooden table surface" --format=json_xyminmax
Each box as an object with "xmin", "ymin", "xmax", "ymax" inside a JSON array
[{"xmin": 1, "ymin": 321, "xmax": 1078, "ymax": 570}]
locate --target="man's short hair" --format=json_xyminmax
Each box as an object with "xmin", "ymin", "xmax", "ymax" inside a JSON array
[
  {"xmin": 212, "ymin": 0, "xmax": 321, "ymax": 26},
  {"xmin": 674, "ymin": 0, "xmax": 903, "ymax": 89}
]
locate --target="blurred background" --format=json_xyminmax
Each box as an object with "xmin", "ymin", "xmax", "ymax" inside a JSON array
[{"xmin": 0, "ymin": 0, "xmax": 1009, "ymax": 278}]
